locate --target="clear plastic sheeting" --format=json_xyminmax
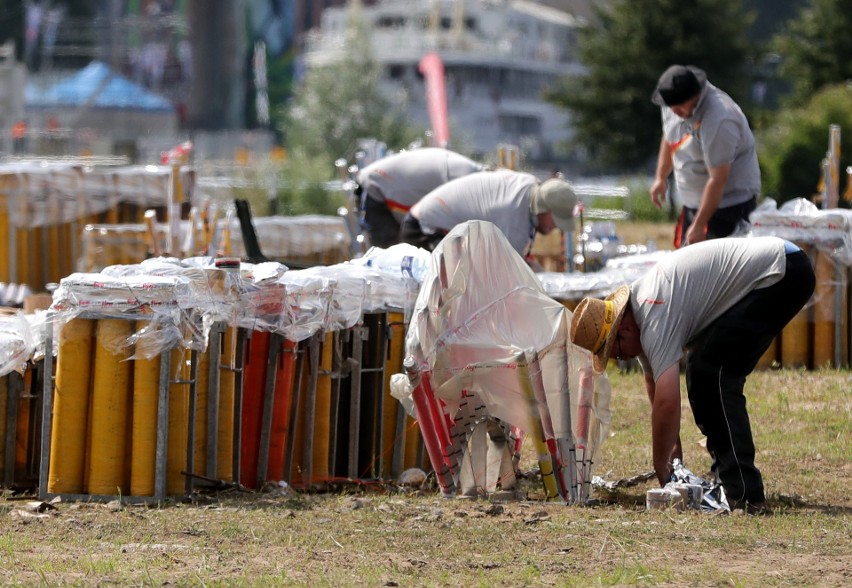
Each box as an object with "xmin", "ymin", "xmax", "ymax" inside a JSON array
[
  {"xmin": 300, "ymin": 265, "xmax": 368, "ymax": 332},
  {"xmin": 0, "ymin": 312, "xmax": 37, "ymax": 376},
  {"xmin": 750, "ymin": 197, "xmax": 852, "ymax": 369},
  {"xmin": 237, "ymin": 261, "xmax": 289, "ymax": 332},
  {"xmin": 540, "ymin": 251, "xmax": 670, "ymax": 302},
  {"xmin": 349, "ymin": 244, "xmax": 431, "ymax": 282},
  {"xmin": 0, "ymin": 163, "xmax": 194, "ymax": 228},
  {"xmin": 276, "ymin": 270, "xmax": 334, "ymax": 342},
  {"xmin": 346, "ymin": 243, "xmax": 431, "ymax": 315},
  {"xmin": 99, "ymin": 256, "xmax": 244, "ymax": 354},
  {"xmin": 750, "ymin": 197, "xmax": 852, "ymax": 266},
  {"xmin": 50, "ymin": 271, "xmax": 188, "ymax": 358},
  {"xmin": 250, "ymin": 214, "xmax": 351, "ymax": 264},
  {"xmin": 539, "ymin": 268, "xmax": 637, "ymax": 302},
  {"xmin": 404, "ymin": 220, "xmax": 611, "ymax": 503}
]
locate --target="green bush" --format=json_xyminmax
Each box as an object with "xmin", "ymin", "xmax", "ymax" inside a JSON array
[
  {"xmin": 759, "ymin": 83, "xmax": 852, "ymax": 207},
  {"xmin": 229, "ymin": 153, "xmax": 347, "ymax": 218},
  {"xmin": 274, "ymin": 152, "xmax": 346, "ymax": 216}
]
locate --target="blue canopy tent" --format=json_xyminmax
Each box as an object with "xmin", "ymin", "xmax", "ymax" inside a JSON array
[
  {"xmin": 27, "ymin": 61, "xmax": 175, "ymax": 112},
  {"xmin": 25, "ymin": 61, "xmax": 178, "ymax": 150}
]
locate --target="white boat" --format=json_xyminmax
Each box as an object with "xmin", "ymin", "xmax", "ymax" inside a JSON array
[{"xmin": 301, "ymin": 0, "xmax": 586, "ymax": 165}]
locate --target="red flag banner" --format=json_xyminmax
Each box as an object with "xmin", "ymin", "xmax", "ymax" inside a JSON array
[{"xmin": 418, "ymin": 52, "xmax": 450, "ymax": 148}]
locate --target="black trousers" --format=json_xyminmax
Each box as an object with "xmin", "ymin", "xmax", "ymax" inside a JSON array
[
  {"xmin": 400, "ymin": 214, "xmax": 445, "ymax": 252},
  {"xmin": 362, "ymin": 196, "xmax": 401, "ymax": 249},
  {"xmin": 675, "ymin": 196, "xmax": 757, "ymax": 248},
  {"xmin": 685, "ymin": 250, "xmax": 815, "ymax": 504}
]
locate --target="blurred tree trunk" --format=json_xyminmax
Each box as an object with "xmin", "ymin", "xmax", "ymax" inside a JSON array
[{"xmin": 187, "ymin": 0, "xmax": 246, "ymax": 130}]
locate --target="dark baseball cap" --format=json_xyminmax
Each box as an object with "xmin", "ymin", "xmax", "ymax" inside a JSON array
[{"xmin": 652, "ymin": 65, "xmax": 707, "ymax": 106}]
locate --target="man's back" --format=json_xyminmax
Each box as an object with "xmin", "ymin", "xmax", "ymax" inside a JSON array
[
  {"xmin": 357, "ymin": 148, "xmax": 482, "ymax": 221},
  {"xmin": 411, "ymin": 169, "xmax": 538, "ymax": 254},
  {"xmin": 631, "ymin": 236, "xmax": 788, "ymax": 379}
]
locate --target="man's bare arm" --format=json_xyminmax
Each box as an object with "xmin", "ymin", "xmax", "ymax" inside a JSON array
[
  {"xmin": 649, "ymin": 364, "xmax": 682, "ymax": 485},
  {"xmin": 650, "ymin": 138, "xmax": 673, "ymax": 210},
  {"xmin": 685, "ymin": 162, "xmax": 731, "ymax": 245}
]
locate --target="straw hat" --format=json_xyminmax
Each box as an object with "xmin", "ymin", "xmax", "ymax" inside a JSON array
[{"xmin": 569, "ymin": 285, "xmax": 630, "ymax": 373}]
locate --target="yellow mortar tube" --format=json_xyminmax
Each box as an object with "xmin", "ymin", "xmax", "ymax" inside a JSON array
[
  {"xmin": 167, "ymin": 347, "xmax": 190, "ymax": 496},
  {"xmin": 15, "ymin": 371, "xmax": 31, "ymax": 478},
  {"xmin": 403, "ymin": 416, "xmax": 422, "ymax": 470},
  {"xmin": 781, "ymin": 245, "xmax": 813, "ymax": 369},
  {"xmin": 813, "ymin": 250, "xmax": 838, "ymax": 368},
  {"xmin": 47, "ymin": 223, "xmax": 61, "ymax": 284},
  {"xmin": 130, "ymin": 322, "xmax": 161, "ymax": 497},
  {"xmin": 48, "ymin": 318, "xmax": 95, "ymax": 494},
  {"xmin": 382, "ymin": 312, "xmax": 406, "ymax": 478},
  {"xmin": 216, "ymin": 326, "xmax": 237, "ymax": 481},
  {"xmin": 193, "ymin": 346, "xmax": 210, "ymax": 475},
  {"xmin": 86, "ymin": 319, "xmax": 133, "ymax": 496},
  {"xmin": 0, "ymin": 200, "xmax": 8, "ymax": 282},
  {"xmin": 0, "ymin": 376, "xmax": 6, "ymax": 480},
  {"xmin": 15, "ymin": 226, "xmax": 28, "ymax": 291}
]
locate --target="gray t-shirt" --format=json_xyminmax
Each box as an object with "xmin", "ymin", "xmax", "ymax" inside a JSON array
[
  {"xmin": 632, "ymin": 236, "xmax": 788, "ymax": 380},
  {"xmin": 661, "ymin": 82, "xmax": 760, "ymax": 209},
  {"xmin": 356, "ymin": 148, "xmax": 482, "ymax": 222},
  {"xmin": 410, "ymin": 169, "xmax": 538, "ymax": 254}
]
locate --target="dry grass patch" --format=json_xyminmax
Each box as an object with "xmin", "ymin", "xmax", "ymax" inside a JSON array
[{"xmin": 1, "ymin": 369, "xmax": 849, "ymax": 586}]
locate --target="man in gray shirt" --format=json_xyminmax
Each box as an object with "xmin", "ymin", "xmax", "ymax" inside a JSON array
[
  {"xmin": 569, "ymin": 237, "xmax": 814, "ymax": 513},
  {"xmin": 650, "ymin": 65, "xmax": 761, "ymax": 248},
  {"xmin": 355, "ymin": 148, "xmax": 482, "ymax": 248},
  {"xmin": 400, "ymin": 169, "xmax": 577, "ymax": 259}
]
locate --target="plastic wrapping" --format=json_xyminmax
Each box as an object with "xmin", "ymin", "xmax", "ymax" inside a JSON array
[
  {"xmin": 347, "ymin": 243, "xmax": 431, "ymax": 314},
  {"xmin": 0, "ymin": 311, "xmax": 37, "ymax": 376},
  {"xmin": 350, "ymin": 243, "xmax": 431, "ymax": 282},
  {"xmin": 99, "ymin": 256, "xmax": 244, "ymax": 354},
  {"xmin": 275, "ymin": 270, "xmax": 334, "ymax": 342},
  {"xmin": 750, "ymin": 198, "xmax": 852, "ymax": 266},
  {"xmin": 220, "ymin": 214, "xmax": 352, "ymax": 266},
  {"xmin": 237, "ymin": 261, "xmax": 289, "ymax": 332},
  {"xmin": 404, "ymin": 220, "xmax": 611, "ymax": 502},
  {"xmin": 389, "ymin": 372, "xmax": 415, "ymax": 417},
  {"xmin": 750, "ymin": 198, "xmax": 851, "ymax": 368},
  {"xmin": 300, "ymin": 264, "xmax": 368, "ymax": 331},
  {"xmin": 50, "ymin": 271, "xmax": 188, "ymax": 358}
]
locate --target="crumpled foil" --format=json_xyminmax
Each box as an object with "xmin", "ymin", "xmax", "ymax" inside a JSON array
[{"xmin": 670, "ymin": 459, "xmax": 730, "ymax": 512}]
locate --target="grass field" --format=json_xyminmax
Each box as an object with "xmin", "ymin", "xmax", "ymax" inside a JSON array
[{"xmin": 1, "ymin": 368, "xmax": 848, "ymax": 586}]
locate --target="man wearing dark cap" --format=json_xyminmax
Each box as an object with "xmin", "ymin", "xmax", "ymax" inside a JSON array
[
  {"xmin": 650, "ymin": 65, "xmax": 760, "ymax": 248},
  {"xmin": 400, "ymin": 169, "xmax": 577, "ymax": 259}
]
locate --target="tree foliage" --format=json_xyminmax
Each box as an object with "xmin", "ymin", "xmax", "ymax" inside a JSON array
[
  {"xmin": 772, "ymin": 0, "xmax": 852, "ymax": 106},
  {"xmin": 544, "ymin": 0, "xmax": 753, "ymax": 172},
  {"xmin": 275, "ymin": 21, "xmax": 423, "ymax": 163},
  {"xmin": 759, "ymin": 83, "xmax": 852, "ymax": 205}
]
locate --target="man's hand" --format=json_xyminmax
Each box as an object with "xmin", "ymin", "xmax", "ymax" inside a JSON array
[
  {"xmin": 686, "ymin": 162, "xmax": 731, "ymax": 245},
  {"xmin": 684, "ymin": 220, "xmax": 707, "ymax": 245},
  {"xmin": 650, "ymin": 177, "xmax": 667, "ymax": 210}
]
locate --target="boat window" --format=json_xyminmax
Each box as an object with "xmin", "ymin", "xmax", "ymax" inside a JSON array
[
  {"xmin": 499, "ymin": 114, "xmax": 541, "ymax": 136},
  {"xmin": 376, "ymin": 15, "xmax": 406, "ymax": 29}
]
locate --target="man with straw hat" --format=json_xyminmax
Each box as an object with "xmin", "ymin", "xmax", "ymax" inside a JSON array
[{"xmin": 569, "ymin": 236, "xmax": 814, "ymax": 513}]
